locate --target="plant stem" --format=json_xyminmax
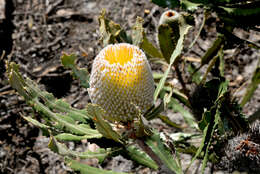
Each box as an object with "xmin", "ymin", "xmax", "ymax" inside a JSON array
[
  {"xmin": 136, "ymin": 139, "xmax": 163, "ymax": 167},
  {"xmin": 173, "ymin": 64, "xmax": 190, "ymax": 99}
]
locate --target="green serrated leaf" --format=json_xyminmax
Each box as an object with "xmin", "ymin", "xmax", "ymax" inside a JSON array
[
  {"xmin": 162, "ymin": 86, "xmax": 191, "ymax": 107},
  {"xmin": 65, "ymin": 157, "xmax": 128, "ymax": 174},
  {"xmin": 200, "ymin": 54, "xmax": 219, "ymax": 85},
  {"xmin": 158, "ymin": 115, "xmax": 182, "ymax": 129},
  {"xmin": 187, "ymin": 104, "xmax": 222, "ymax": 173},
  {"xmin": 78, "ymin": 124, "xmax": 91, "ymax": 129},
  {"xmin": 198, "ymin": 111, "xmax": 211, "ymax": 131},
  {"xmin": 201, "ymin": 77, "xmax": 228, "ymax": 105},
  {"xmin": 7, "ymin": 62, "xmax": 30, "ymax": 100},
  {"xmin": 217, "ymin": 79, "xmax": 229, "ymax": 99},
  {"xmin": 154, "ymin": 16, "xmax": 191, "ymax": 101},
  {"xmin": 73, "ymin": 67, "xmax": 90, "ymax": 89},
  {"xmin": 173, "ymin": 91, "xmax": 191, "ymax": 108},
  {"xmin": 55, "ymin": 133, "xmax": 101, "ymax": 141},
  {"xmin": 49, "ymin": 137, "xmax": 109, "ymax": 163},
  {"xmin": 145, "ymin": 132, "xmax": 183, "ymax": 174},
  {"xmin": 142, "ymin": 37, "xmax": 164, "ymax": 58},
  {"xmin": 61, "ymin": 53, "xmax": 90, "ymax": 89},
  {"xmin": 145, "ymin": 102, "xmax": 164, "ymax": 120},
  {"xmin": 25, "ymin": 78, "xmax": 90, "ymax": 122},
  {"xmin": 169, "ymin": 98, "xmax": 198, "ymax": 129},
  {"xmin": 22, "ymin": 115, "xmax": 50, "ymax": 130},
  {"xmin": 241, "ymin": 59, "xmax": 260, "ymax": 106},
  {"xmin": 56, "ymin": 113, "xmax": 76, "ymax": 124},
  {"xmin": 55, "ymin": 99, "xmax": 71, "ymax": 109},
  {"xmin": 61, "ymin": 53, "xmax": 76, "ymax": 68},
  {"xmin": 158, "ymin": 23, "xmax": 179, "ymax": 63},
  {"xmin": 126, "ymin": 145, "xmax": 158, "ymax": 170},
  {"xmin": 32, "ymin": 99, "xmax": 101, "ymax": 137},
  {"xmin": 186, "ymin": 123, "xmax": 209, "ymax": 171},
  {"xmin": 201, "ymin": 109, "xmax": 220, "ymax": 174},
  {"xmin": 7, "ymin": 62, "xmax": 102, "ymax": 138},
  {"xmin": 153, "ymin": 72, "xmax": 165, "ymax": 80},
  {"xmin": 201, "ymin": 34, "xmax": 225, "ymax": 66},
  {"xmin": 86, "ymin": 104, "xmax": 123, "ymax": 144},
  {"xmin": 67, "ymin": 112, "xmax": 86, "ymax": 123}
]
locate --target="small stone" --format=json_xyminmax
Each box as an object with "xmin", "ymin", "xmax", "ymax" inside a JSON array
[
  {"xmin": 0, "ymin": 0, "xmax": 6, "ymax": 20},
  {"xmin": 236, "ymin": 75, "xmax": 243, "ymax": 82}
]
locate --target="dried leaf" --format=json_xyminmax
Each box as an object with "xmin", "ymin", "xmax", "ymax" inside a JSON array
[
  {"xmin": 132, "ymin": 17, "xmax": 163, "ymax": 58},
  {"xmin": 98, "ymin": 10, "xmax": 129, "ymax": 46}
]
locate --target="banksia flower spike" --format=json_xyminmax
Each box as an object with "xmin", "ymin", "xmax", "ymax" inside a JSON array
[
  {"xmin": 88, "ymin": 43, "xmax": 155, "ymax": 122},
  {"xmin": 157, "ymin": 10, "xmax": 182, "ymax": 63},
  {"xmin": 159, "ymin": 10, "xmax": 180, "ymax": 26}
]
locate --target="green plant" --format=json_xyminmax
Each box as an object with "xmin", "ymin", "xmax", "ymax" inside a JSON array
[
  {"xmin": 150, "ymin": 0, "xmax": 260, "ymax": 172},
  {"xmin": 6, "ymin": 3, "xmax": 260, "ymax": 173}
]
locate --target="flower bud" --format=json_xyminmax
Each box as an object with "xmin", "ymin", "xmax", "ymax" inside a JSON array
[
  {"xmin": 88, "ymin": 43, "xmax": 154, "ymax": 122},
  {"xmin": 159, "ymin": 10, "xmax": 180, "ymax": 26}
]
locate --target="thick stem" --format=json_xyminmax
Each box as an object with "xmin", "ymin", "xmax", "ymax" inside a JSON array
[{"xmin": 174, "ymin": 63, "xmax": 190, "ymax": 99}]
